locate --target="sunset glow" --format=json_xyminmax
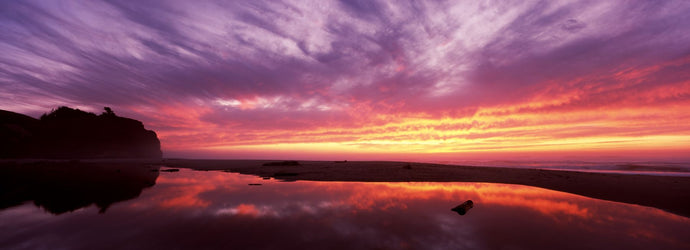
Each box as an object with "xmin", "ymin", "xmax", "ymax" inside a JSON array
[
  {"xmin": 1, "ymin": 1, "xmax": 689, "ymax": 160},
  {"xmin": 139, "ymin": 169, "xmax": 688, "ymax": 225},
  {"xmin": 5, "ymin": 168, "xmax": 688, "ymax": 249}
]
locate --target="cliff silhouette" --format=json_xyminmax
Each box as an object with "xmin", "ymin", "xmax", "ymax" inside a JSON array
[{"xmin": 0, "ymin": 107, "xmax": 162, "ymax": 159}]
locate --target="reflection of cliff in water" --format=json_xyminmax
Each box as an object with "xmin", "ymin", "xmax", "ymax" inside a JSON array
[{"xmin": 0, "ymin": 161, "xmax": 159, "ymax": 214}]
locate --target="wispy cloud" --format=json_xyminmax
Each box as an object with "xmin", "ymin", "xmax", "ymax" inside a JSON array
[{"xmin": 1, "ymin": 0, "xmax": 689, "ymax": 159}]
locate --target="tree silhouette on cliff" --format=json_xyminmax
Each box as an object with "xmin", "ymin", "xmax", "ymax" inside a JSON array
[{"xmin": 1, "ymin": 107, "xmax": 162, "ymax": 159}]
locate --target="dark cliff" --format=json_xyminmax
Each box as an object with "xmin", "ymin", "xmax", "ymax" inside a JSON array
[{"xmin": 0, "ymin": 107, "xmax": 162, "ymax": 159}]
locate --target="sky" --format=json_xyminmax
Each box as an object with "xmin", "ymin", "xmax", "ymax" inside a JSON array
[{"xmin": 1, "ymin": 0, "xmax": 689, "ymax": 161}]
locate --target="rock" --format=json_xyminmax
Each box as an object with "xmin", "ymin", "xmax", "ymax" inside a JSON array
[
  {"xmin": 273, "ymin": 172, "xmax": 299, "ymax": 177},
  {"xmin": 262, "ymin": 161, "xmax": 300, "ymax": 166},
  {"xmin": 0, "ymin": 107, "xmax": 162, "ymax": 159},
  {"xmin": 451, "ymin": 200, "xmax": 474, "ymax": 215}
]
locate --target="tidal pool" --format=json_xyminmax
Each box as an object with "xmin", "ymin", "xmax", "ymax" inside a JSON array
[{"xmin": 1, "ymin": 166, "xmax": 688, "ymax": 249}]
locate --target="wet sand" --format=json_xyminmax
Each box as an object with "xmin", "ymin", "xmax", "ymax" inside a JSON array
[
  {"xmin": 164, "ymin": 159, "xmax": 690, "ymax": 218},
  {"xmin": 2, "ymin": 159, "xmax": 688, "ymax": 218}
]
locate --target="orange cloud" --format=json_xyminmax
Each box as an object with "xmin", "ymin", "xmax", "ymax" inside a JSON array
[{"xmin": 141, "ymin": 56, "xmax": 689, "ymax": 161}]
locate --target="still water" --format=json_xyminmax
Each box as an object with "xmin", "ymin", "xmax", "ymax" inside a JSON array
[{"xmin": 1, "ymin": 166, "xmax": 688, "ymax": 250}]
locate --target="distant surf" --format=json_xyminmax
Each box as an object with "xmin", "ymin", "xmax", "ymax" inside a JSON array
[{"xmin": 429, "ymin": 160, "xmax": 690, "ymax": 177}]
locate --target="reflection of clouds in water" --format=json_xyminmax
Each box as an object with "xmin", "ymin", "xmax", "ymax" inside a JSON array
[
  {"xmin": 0, "ymin": 204, "xmax": 58, "ymax": 224},
  {"xmin": 214, "ymin": 200, "xmax": 349, "ymax": 219},
  {"xmin": 1, "ymin": 169, "xmax": 689, "ymax": 250},
  {"xmin": 144, "ymin": 170, "xmax": 689, "ymax": 248},
  {"xmin": 147, "ymin": 169, "xmax": 673, "ymax": 222},
  {"xmin": 308, "ymin": 181, "xmax": 591, "ymax": 217},
  {"xmin": 216, "ymin": 204, "xmax": 265, "ymax": 217},
  {"xmin": 214, "ymin": 201, "xmax": 344, "ymax": 218}
]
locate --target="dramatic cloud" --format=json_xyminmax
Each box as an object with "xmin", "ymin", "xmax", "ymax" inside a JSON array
[{"xmin": 1, "ymin": 0, "xmax": 689, "ymax": 160}]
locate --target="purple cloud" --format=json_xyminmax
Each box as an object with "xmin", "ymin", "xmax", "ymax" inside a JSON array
[{"xmin": 1, "ymin": 0, "xmax": 689, "ymax": 157}]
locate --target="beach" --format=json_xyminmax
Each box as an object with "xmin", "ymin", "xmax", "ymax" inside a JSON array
[
  {"xmin": 2, "ymin": 158, "xmax": 688, "ymax": 218},
  {"xmin": 164, "ymin": 159, "xmax": 690, "ymax": 218},
  {"xmin": 2, "ymin": 158, "xmax": 690, "ymax": 249}
]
